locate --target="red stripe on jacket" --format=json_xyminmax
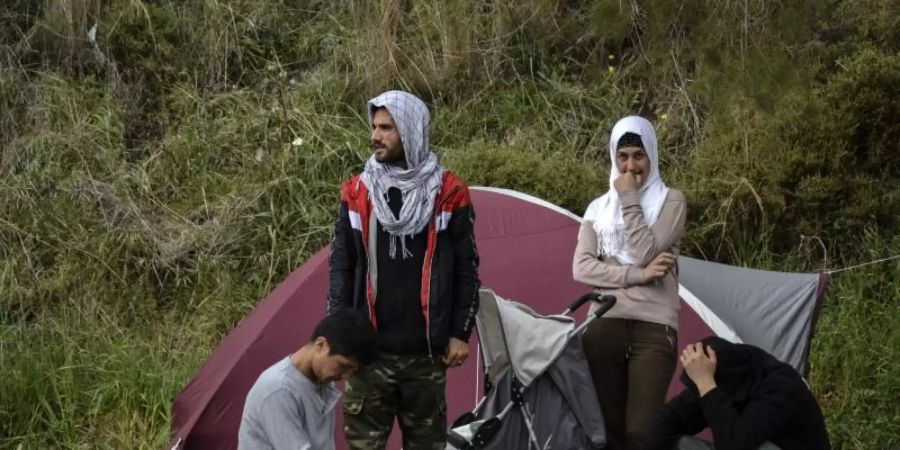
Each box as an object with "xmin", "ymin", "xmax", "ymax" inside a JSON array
[{"xmin": 340, "ymin": 171, "xmax": 469, "ymax": 339}]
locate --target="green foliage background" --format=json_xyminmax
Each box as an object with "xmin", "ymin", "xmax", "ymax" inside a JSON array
[{"xmin": 1, "ymin": 0, "xmax": 898, "ymax": 448}]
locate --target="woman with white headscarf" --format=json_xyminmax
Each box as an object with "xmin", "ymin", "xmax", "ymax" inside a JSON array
[{"xmin": 573, "ymin": 116, "xmax": 687, "ymax": 450}]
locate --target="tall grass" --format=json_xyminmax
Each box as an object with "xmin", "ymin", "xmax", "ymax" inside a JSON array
[
  {"xmin": 810, "ymin": 233, "xmax": 900, "ymax": 448},
  {"xmin": 0, "ymin": 71, "xmax": 364, "ymax": 447},
  {"xmin": 1, "ymin": 299, "xmax": 200, "ymax": 448},
  {"xmin": 1, "ymin": 0, "xmax": 899, "ymax": 448}
]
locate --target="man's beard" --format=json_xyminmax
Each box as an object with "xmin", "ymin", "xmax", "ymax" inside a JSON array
[{"xmin": 373, "ymin": 143, "xmax": 404, "ymax": 165}]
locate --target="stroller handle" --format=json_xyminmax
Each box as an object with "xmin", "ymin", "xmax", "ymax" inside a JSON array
[
  {"xmin": 568, "ymin": 294, "xmax": 617, "ymax": 339},
  {"xmin": 592, "ymin": 295, "xmax": 617, "ymax": 318},
  {"xmin": 565, "ymin": 293, "xmax": 616, "ymax": 316}
]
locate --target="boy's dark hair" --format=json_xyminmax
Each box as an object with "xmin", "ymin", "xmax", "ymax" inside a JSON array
[{"xmin": 311, "ymin": 310, "xmax": 379, "ymax": 366}]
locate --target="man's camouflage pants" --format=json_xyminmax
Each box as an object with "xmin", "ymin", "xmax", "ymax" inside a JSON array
[{"xmin": 343, "ymin": 353, "xmax": 447, "ymax": 450}]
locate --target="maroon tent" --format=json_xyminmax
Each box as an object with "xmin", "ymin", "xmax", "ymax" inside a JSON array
[{"xmin": 169, "ymin": 187, "xmax": 828, "ymax": 450}]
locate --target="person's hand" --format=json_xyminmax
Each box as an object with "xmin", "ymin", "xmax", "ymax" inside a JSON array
[
  {"xmin": 681, "ymin": 343, "xmax": 718, "ymax": 396},
  {"xmin": 442, "ymin": 337, "xmax": 469, "ymax": 368},
  {"xmin": 613, "ymin": 172, "xmax": 640, "ymax": 193},
  {"xmin": 642, "ymin": 252, "xmax": 676, "ymax": 283}
]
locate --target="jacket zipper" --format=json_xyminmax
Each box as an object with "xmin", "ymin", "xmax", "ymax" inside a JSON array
[
  {"xmin": 358, "ymin": 188, "xmax": 376, "ymax": 328},
  {"xmin": 424, "ymin": 184, "xmax": 461, "ymax": 359}
]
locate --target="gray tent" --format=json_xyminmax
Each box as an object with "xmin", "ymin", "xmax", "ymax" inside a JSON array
[
  {"xmin": 675, "ymin": 256, "xmax": 827, "ymax": 375},
  {"xmin": 447, "ymin": 289, "xmax": 610, "ymax": 450}
]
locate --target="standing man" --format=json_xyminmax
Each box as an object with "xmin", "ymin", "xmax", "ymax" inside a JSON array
[{"xmin": 327, "ymin": 90, "xmax": 480, "ymax": 449}]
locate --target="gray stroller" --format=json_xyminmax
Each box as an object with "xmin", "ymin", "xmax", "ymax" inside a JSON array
[{"xmin": 447, "ymin": 289, "xmax": 614, "ymax": 450}]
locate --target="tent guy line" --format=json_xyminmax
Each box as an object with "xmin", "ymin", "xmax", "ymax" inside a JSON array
[{"xmin": 822, "ymin": 254, "xmax": 900, "ymax": 275}]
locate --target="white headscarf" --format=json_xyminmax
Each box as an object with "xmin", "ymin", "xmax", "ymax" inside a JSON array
[
  {"xmin": 360, "ymin": 91, "xmax": 443, "ymax": 258},
  {"xmin": 583, "ymin": 116, "xmax": 669, "ymax": 265}
]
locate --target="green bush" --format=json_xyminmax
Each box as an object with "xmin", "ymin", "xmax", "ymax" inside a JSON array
[
  {"xmin": 681, "ymin": 48, "xmax": 900, "ymax": 262},
  {"xmin": 2, "ymin": 1, "xmax": 900, "ymax": 448},
  {"xmin": 443, "ymin": 140, "xmax": 603, "ymax": 214}
]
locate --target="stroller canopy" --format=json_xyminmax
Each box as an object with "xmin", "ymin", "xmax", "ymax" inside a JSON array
[{"xmin": 477, "ymin": 289, "xmax": 577, "ymax": 388}]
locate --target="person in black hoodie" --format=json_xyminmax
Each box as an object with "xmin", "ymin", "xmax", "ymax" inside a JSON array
[{"xmin": 641, "ymin": 336, "xmax": 831, "ymax": 450}]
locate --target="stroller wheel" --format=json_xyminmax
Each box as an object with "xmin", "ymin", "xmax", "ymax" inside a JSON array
[
  {"xmin": 446, "ymin": 432, "xmax": 476, "ymax": 450},
  {"xmin": 473, "ymin": 418, "xmax": 502, "ymax": 449},
  {"xmin": 452, "ymin": 412, "xmax": 477, "ymax": 428}
]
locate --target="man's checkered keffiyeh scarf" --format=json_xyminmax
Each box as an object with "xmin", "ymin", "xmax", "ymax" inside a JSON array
[{"xmin": 361, "ymin": 91, "xmax": 443, "ymax": 259}]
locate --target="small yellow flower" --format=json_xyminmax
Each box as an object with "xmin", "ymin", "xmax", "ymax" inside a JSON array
[
  {"xmin": 607, "ymin": 66, "xmax": 615, "ymax": 73},
  {"xmin": 660, "ymin": 114, "xmax": 668, "ymax": 121},
  {"xmin": 608, "ymin": 54, "xmax": 615, "ymax": 60}
]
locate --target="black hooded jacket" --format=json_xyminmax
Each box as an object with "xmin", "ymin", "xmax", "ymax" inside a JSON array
[
  {"xmin": 642, "ymin": 337, "xmax": 831, "ymax": 450},
  {"xmin": 327, "ymin": 171, "xmax": 480, "ymax": 356}
]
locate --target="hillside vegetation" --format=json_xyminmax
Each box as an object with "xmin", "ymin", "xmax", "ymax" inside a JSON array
[{"xmin": 1, "ymin": 1, "xmax": 898, "ymax": 448}]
